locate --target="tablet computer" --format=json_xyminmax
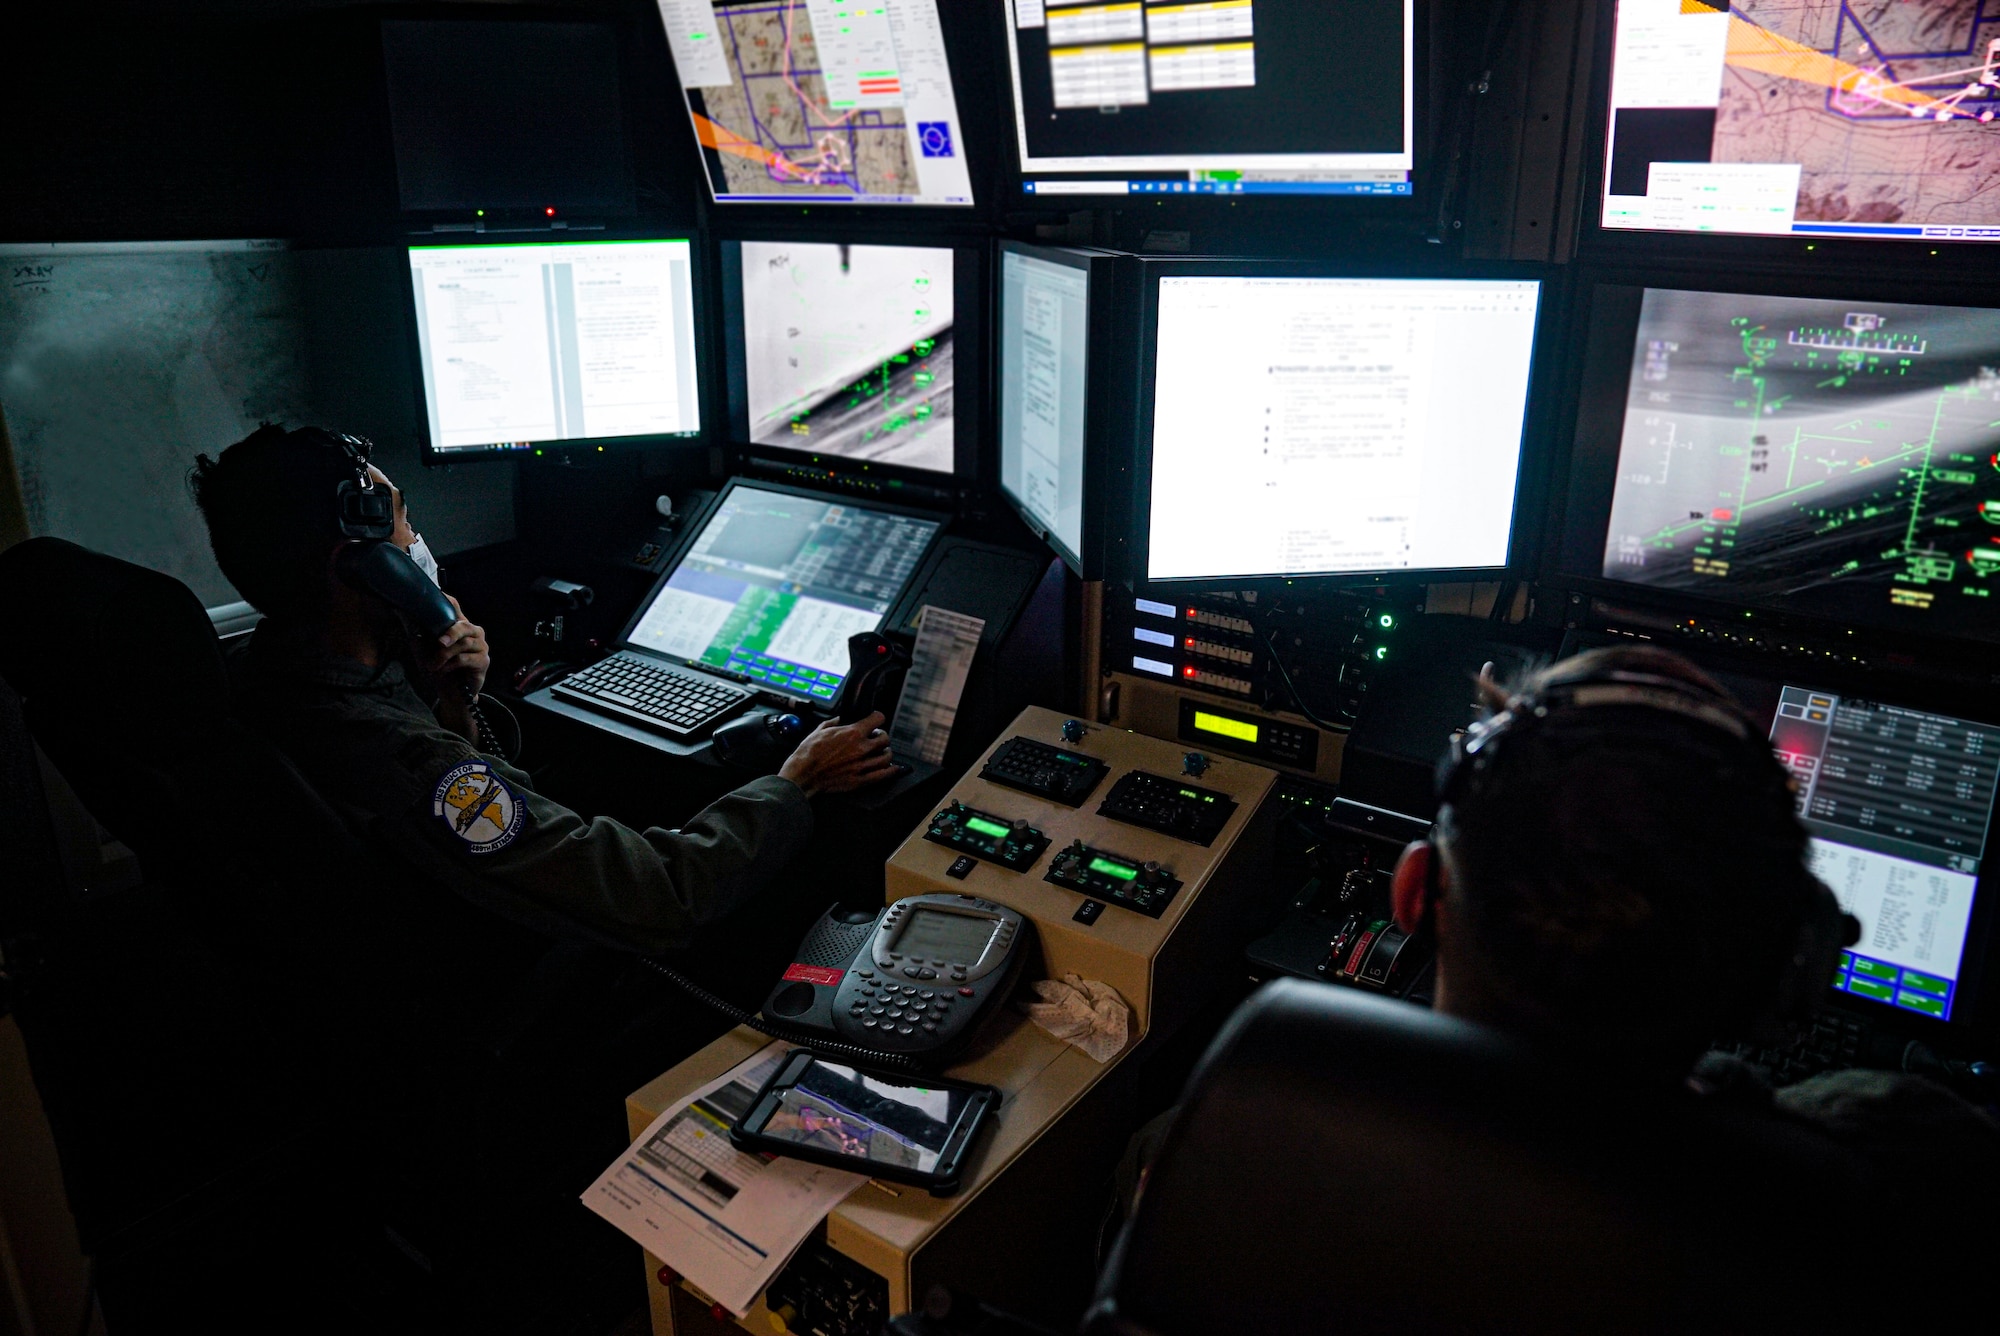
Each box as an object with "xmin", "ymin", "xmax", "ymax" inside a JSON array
[{"xmin": 729, "ymin": 1049, "xmax": 998, "ymax": 1196}]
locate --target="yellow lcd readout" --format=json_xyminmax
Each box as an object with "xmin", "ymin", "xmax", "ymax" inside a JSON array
[{"xmin": 1193, "ymin": 710, "xmax": 1259, "ymax": 745}]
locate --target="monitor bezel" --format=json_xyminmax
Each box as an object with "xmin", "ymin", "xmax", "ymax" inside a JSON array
[
  {"xmin": 714, "ymin": 227, "xmax": 986, "ymax": 488},
  {"xmin": 993, "ymin": 241, "xmax": 1121, "ymax": 579},
  {"xmin": 1577, "ymin": 0, "xmax": 2000, "ymax": 265},
  {"xmin": 1128, "ymin": 256, "xmax": 1564, "ymax": 594},
  {"xmin": 1540, "ymin": 263, "xmax": 2000, "ymax": 658},
  {"xmin": 614, "ymin": 475, "xmax": 951, "ymax": 705},
  {"xmin": 405, "ymin": 233, "xmax": 711, "ymax": 466},
  {"xmin": 996, "ymin": 0, "xmax": 1426, "ymax": 212}
]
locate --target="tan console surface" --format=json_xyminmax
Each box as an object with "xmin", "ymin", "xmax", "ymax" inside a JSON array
[
  {"xmin": 635, "ymin": 707, "xmax": 1279, "ymax": 1331},
  {"xmin": 885, "ymin": 706, "xmax": 1279, "ymax": 1035}
]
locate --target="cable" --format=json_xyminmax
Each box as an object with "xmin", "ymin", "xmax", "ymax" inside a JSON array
[
  {"xmin": 640, "ymin": 957, "xmax": 924, "ymax": 1073},
  {"xmin": 1262, "ymin": 627, "xmax": 1351, "ymax": 735}
]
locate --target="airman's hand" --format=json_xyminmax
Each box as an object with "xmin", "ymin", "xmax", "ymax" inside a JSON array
[
  {"xmin": 431, "ymin": 594, "xmax": 490, "ymax": 700},
  {"xmin": 779, "ymin": 712, "xmax": 904, "ymax": 797}
]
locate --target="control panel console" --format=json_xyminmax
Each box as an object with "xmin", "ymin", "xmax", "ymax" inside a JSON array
[
  {"xmin": 1097, "ymin": 771, "xmax": 1238, "ymax": 846},
  {"xmin": 1044, "ymin": 840, "xmax": 1182, "ymax": 919},
  {"xmin": 924, "ymin": 802, "xmax": 1049, "ymax": 871},
  {"xmin": 980, "ymin": 736, "xmax": 1110, "ymax": 806}
]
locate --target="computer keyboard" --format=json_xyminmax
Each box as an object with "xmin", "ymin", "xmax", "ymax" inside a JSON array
[
  {"xmin": 1716, "ymin": 1010, "xmax": 1867, "ymax": 1086},
  {"xmin": 553, "ymin": 653, "xmax": 750, "ymax": 736}
]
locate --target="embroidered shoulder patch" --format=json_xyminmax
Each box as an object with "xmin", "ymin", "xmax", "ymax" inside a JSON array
[{"xmin": 432, "ymin": 761, "xmax": 525, "ymax": 854}]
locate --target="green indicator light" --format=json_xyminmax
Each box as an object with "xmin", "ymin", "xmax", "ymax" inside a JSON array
[
  {"xmin": 1088, "ymin": 857, "xmax": 1138, "ymax": 881},
  {"xmin": 1378, "ymin": 613, "xmax": 1395, "ymax": 629},
  {"xmin": 966, "ymin": 816, "xmax": 1010, "ymax": 840},
  {"xmin": 1180, "ymin": 789, "xmax": 1199, "ymax": 799},
  {"xmin": 1375, "ymin": 646, "xmax": 1389, "ymax": 660}
]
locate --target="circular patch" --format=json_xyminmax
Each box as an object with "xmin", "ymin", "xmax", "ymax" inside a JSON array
[{"xmin": 432, "ymin": 761, "xmax": 525, "ymax": 854}]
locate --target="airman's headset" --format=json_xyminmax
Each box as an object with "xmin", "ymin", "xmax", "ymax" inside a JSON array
[
  {"xmin": 313, "ymin": 429, "xmax": 459, "ymax": 642},
  {"xmin": 1429, "ymin": 661, "xmax": 1860, "ymax": 1036}
]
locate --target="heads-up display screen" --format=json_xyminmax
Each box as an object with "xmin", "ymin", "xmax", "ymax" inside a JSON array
[
  {"xmin": 1583, "ymin": 287, "xmax": 2000, "ymax": 643},
  {"xmin": 725, "ymin": 240, "xmax": 957, "ymax": 475}
]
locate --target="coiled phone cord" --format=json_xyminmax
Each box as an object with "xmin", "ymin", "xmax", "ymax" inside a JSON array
[{"xmin": 640, "ymin": 957, "xmax": 925, "ymax": 1073}]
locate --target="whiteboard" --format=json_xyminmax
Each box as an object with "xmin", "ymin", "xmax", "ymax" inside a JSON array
[{"xmin": 0, "ymin": 240, "xmax": 314, "ymax": 610}]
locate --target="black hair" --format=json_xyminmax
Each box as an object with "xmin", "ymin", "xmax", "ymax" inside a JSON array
[
  {"xmin": 188, "ymin": 424, "xmax": 355, "ymax": 621},
  {"xmin": 1436, "ymin": 646, "xmax": 1821, "ymax": 1069}
]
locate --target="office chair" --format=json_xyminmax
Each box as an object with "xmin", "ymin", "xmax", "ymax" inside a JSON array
[
  {"xmin": 0, "ymin": 539, "xmax": 687, "ymax": 1334},
  {"xmin": 1084, "ymin": 979, "xmax": 1880, "ymax": 1336}
]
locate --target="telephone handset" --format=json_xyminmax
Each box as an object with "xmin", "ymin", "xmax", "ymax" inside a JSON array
[
  {"xmin": 335, "ymin": 541, "xmax": 458, "ymax": 641},
  {"xmin": 761, "ymin": 894, "xmax": 1035, "ymax": 1065}
]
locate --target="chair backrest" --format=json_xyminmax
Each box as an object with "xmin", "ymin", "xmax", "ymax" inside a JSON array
[{"xmin": 1087, "ymin": 980, "xmax": 1872, "ymax": 1336}]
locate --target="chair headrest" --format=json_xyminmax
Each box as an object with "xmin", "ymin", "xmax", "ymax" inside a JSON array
[
  {"xmin": 1089, "ymin": 979, "xmax": 1866, "ymax": 1336},
  {"xmin": 0, "ymin": 537, "xmax": 228, "ymax": 731}
]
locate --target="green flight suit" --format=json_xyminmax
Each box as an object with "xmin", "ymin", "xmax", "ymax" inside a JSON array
[{"xmin": 228, "ymin": 619, "xmax": 815, "ymax": 955}]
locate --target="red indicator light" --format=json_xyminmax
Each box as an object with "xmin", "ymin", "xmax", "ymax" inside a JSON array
[
  {"xmin": 1182, "ymin": 666, "xmax": 1196, "ymax": 678},
  {"xmin": 1711, "ymin": 508, "xmax": 1733, "ymax": 521},
  {"xmin": 1184, "ymin": 638, "xmax": 1195, "ymax": 648},
  {"xmin": 545, "ymin": 207, "xmax": 556, "ymax": 217}
]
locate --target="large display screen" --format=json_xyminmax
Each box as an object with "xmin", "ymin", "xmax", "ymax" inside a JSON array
[
  {"xmin": 1592, "ymin": 287, "xmax": 2000, "ymax": 643},
  {"xmin": 1004, "ymin": 0, "xmax": 1414, "ymax": 198},
  {"xmin": 407, "ymin": 239, "xmax": 700, "ymax": 454},
  {"xmin": 626, "ymin": 485, "xmax": 939, "ymax": 698},
  {"xmin": 727, "ymin": 240, "xmax": 956, "ymax": 475},
  {"xmin": 1145, "ymin": 275, "xmax": 1541, "ymax": 583},
  {"xmin": 998, "ymin": 247, "xmax": 1092, "ymax": 566},
  {"xmin": 1601, "ymin": 0, "xmax": 2000, "ymax": 242},
  {"xmin": 656, "ymin": 0, "xmax": 974, "ymax": 206},
  {"xmin": 1764, "ymin": 683, "xmax": 1995, "ymax": 1022}
]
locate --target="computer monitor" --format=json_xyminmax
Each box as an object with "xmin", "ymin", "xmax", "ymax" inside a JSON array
[
  {"xmin": 622, "ymin": 481, "xmax": 943, "ymax": 700},
  {"xmin": 997, "ymin": 243, "xmax": 1110, "ymax": 575},
  {"xmin": 1004, "ymin": 0, "xmax": 1414, "ymax": 199},
  {"xmin": 719, "ymin": 238, "xmax": 978, "ymax": 479},
  {"xmin": 1599, "ymin": 0, "xmax": 2000, "ymax": 243},
  {"xmin": 1137, "ymin": 268, "xmax": 1545, "ymax": 587},
  {"xmin": 406, "ymin": 238, "xmax": 701, "ymax": 461},
  {"xmin": 1722, "ymin": 672, "xmax": 1999, "ymax": 1027},
  {"xmin": 381, "ymin": 18, "xmax": 634, "ymax": 216},
  {"xmin": 655, "ymin": 0, "xmax": 975, "ymax": 207},
  {"xmin": 1554, "ymin": 283, "xmax": 2000, "ymax": 646}
]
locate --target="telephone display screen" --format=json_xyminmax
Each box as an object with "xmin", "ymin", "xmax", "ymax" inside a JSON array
[
  {"xmin": 752, "ymin": 1059, "xmax": 980, "ymax": 1173},
  {"xmin": 894, "ymin": 908, "xmax": 996, "ymax": 962}
]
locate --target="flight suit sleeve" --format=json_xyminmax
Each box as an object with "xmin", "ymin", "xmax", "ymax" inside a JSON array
[{"xmin": 388, "ymin": 730, "xmax": 816, "ymax": 954}]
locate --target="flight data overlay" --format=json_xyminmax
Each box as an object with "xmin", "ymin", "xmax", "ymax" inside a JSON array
[
  {"xmin": 1005, "ymin": 0, "xmax": 1412, "ymax": 197},
  {"xmin": 998, "ymin": 249, "xmax": 1091, "ymax": 563},
  {"xmin": 407, "ymin": 239, "xmax": 700, "ymax": 453},
  {"xmin": 733, "ymin": 241, "xmax": 955, "ymax": 474},
  {"xmin": 1603, "ymin": 0, "xmax": 2000, "ymax": 241},
  {"xmin": 1601, "ymin": 288, "xmax": 2000, "ymax": 643},
  {"xmin": 1146, "ymin": 276, "xmax": 1540, "ymax": 583},
  {"xmin": 627, "ymin": 486, "xmax": 939, "ymax": 697},
  {"xmin": 1766, "ymin": 685, "xmax": 1996, "ymax": 1020},
  {"xmin": 656, "ymin": 0, "xmax": 973, "ymax": 205}
]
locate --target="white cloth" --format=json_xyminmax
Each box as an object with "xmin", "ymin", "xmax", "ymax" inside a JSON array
[{"xmin": 1021, "ymin": 973, "xmax": 1131, "ymax": 1063}]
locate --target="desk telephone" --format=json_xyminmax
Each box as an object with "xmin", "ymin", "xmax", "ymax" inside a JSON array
[{"xmin": 761, "ymin": 894, "xmax": 1035, "ymax": 1065}]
